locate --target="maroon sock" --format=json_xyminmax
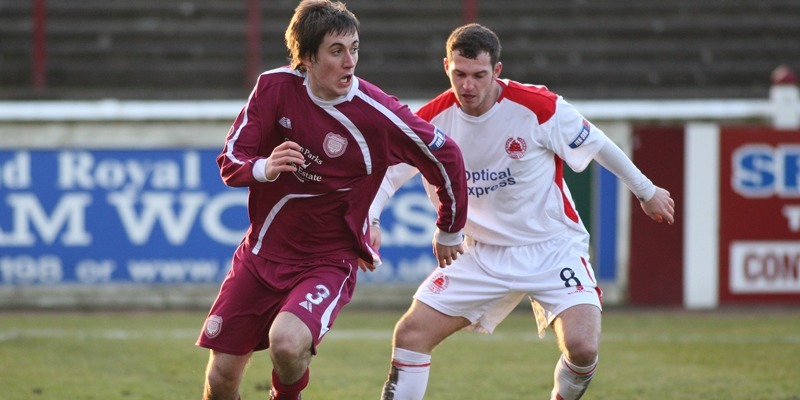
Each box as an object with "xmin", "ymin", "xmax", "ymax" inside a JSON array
[{"xmin": 270, "ymin": 368, "xmax": 309, "ymax": 399}]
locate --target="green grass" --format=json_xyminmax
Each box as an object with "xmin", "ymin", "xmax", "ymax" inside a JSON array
[{"xmin": 1, "ymin": 307, "xmax": 799, "ymax": 399}]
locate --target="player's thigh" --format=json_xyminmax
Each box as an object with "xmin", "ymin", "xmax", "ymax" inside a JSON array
[
  {"xmin": 269, "ymin": 311, "xmax": 313, "ymax": 356},
  {"xmin": 394, "ymin": 299, "xmax": 471, "ymax": 352},
  {"xmin": 552, "ymin": 304, "xmax": 601, "ymax": 363},
  {"xmin": 414, "ymin": 249, "xmax": 512, "ymax": 323},
  {"xmin": 278, "ymin": 260, "xmax": 358, "ymax": 354}
]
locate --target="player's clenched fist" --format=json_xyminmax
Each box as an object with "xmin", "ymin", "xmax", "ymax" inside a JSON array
[{"xmin": 265, "ymin": 141, "xmax": 305, "ymax": 181}]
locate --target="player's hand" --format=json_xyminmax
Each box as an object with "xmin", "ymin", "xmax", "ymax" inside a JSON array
[
  {"xmin": 369, "ymin": 225, "xmax": 382, "ymax": 250},
  {"xmin": 640, "ymin": 186, "xmax": 675, "ymax": 225},
  {"xmin": 434, "ymin": 241, "xmax": 465, "ymax": 268},
  {"xmin": 265, "ymin": 141, "xmax": 305, "ymax": 181},
  {"xmin": 357, "ymin": 258, "xmax": 376, "ymax": 272}
]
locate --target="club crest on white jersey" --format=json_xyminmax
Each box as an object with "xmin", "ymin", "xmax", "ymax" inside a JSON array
[
  {"xmin": 505, "ymin": 137, "xmax": 527, "ymax": 159},
  {"xmin": 323, "ymin": 132, "xmax": 348, "ymax": 158}
]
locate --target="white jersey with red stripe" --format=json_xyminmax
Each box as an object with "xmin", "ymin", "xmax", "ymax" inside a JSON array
[{"xmin": 413, "ymin": 79, "xmax": 606, "ymax": 249}]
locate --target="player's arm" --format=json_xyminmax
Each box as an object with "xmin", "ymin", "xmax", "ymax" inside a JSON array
[
  {"xmin": 593, "ymin": 138, "xmax": 675, "ymax": 224},
  {"xmin": 217, "ymin": 76, "xmax": 305, "ymax": 186},
  {"xmin": 389, "ymin": 107, "xmax": 468, "ymax": 267},
  {"xmin": 548, "ymin": 96, "xmax": 674, "ymax": 225},
  {"xmin": 368, "ymin": 163, "xmax": 420, "ymax": 250},
  {"xmin": 402, "ymin": 135, "xmax": 467, "ymax": 268}
]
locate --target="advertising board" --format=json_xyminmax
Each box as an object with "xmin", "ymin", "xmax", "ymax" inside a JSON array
[
  {"xmin": 0, "ymin": 149, "xmax": 437, "ymax": 287},
  {"xmin": 720, "ymin": 127, "xmax": 800, "ymax": 303}
]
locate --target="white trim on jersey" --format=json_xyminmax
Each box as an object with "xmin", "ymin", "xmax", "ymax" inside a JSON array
[
  {"xmin": 225, "ymin": 67, "xmax": 303, "ymax": 167},
  {"xmin": 224, "ymin": 86, "xmax": 256, "ymax": 166},
  {"xmin": 354, "ymin": 90, "xmax": 459, "ymax": 232},
  {"xmin": 318, "ymin": 261, "xmax": 354, "ymax": 339},
  {"xmin": 319, "ymin": 104, "xmax": 374, "ymax": 175},
  {"xmin": 251, "ymin": 192, "xmax": 326, "ymax": 254}
]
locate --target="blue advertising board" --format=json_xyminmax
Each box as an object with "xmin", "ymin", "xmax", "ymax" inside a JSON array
[{"xmin": 0, "ymin": 149, "xmax": 438, "ymax": 286}]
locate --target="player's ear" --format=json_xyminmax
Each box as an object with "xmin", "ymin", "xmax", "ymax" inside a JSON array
[
  {"xmin": 301, "ymin": 52, "xmax": 316, "ymax": 70},
  {"xmin": 494, "ymin": 61, "xmax": 502, "ymax": 78},
  {"xmin": 443, "ymin": 57, "xmax": 449, "ymax": 74}
]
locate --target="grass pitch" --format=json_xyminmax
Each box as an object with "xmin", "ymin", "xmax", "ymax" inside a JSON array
[{"xmin": 1, "ymin": 307, "xmax": 798, "ymax": 399}]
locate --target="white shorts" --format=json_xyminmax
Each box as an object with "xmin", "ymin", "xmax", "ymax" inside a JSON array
[{"xmin": 414, "ymin": 236, "xmax": 603, "ymax": 338}]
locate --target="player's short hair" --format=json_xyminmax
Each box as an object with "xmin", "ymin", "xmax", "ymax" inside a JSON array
[
  {"xmin": 446, "ymin": 23, "xmax": 502, "ymax": 66},
  {"xmin": 285, "ymin": 0, "xmax": 360, "ymax": 71}
]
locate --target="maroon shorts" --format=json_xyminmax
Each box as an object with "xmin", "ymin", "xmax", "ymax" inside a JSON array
[{"xmin": 196, "ymin": 244, "xmax": 358, "ymax": 356}]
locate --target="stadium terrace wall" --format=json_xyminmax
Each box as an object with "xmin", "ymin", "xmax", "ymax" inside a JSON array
[{"xmin": 0, "ymin": 98, "xmax": 798, "ymax": 310}]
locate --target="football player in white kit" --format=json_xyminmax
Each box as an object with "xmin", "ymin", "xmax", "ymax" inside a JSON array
[{"xmin": 371, "ymin": 24, "xmax": 675, "ymax": 400}]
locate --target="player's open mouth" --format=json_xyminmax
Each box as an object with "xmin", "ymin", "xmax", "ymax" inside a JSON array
[{"xmin": 340, "ymin": 75, "xmax": 352, "ymax": 86}]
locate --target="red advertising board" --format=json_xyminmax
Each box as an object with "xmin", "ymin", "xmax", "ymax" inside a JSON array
[
  {"xmin": 628, "ymin": 126, "xmax": 685, "ymax": 306},
  {"xmin": 720, "ymin": 127, "xmax": 800, "ymax": 304}
]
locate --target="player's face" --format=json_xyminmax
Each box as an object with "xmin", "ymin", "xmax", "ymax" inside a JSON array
[
  {"xmin": 303, "ymin": 31, "xmax": 359, "ymax": 101},
  {"xmin": 445, "ymin": 50, "xmax": 502, "ymax": 116}
]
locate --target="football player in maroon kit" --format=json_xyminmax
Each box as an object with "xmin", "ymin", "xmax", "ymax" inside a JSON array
[{"xmin": 196, "ymin": 1, "xmax": 467, "ymax": 399}]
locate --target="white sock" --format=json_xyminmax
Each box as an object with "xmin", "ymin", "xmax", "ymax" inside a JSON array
[
  {"xmin": 551, "ymin": 353, "xmax": 597, "ymax": 400},
  {"xmin": 381, "ymin": 347, "xmax": 431, "ymax": 400}
]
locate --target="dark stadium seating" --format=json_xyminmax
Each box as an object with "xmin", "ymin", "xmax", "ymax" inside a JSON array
[{"xmin": 1, "ymin": 0, "xmax": 798, "ymax": 100}]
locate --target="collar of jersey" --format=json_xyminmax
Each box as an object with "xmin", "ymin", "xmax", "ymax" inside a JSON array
[{"xmin": 304, "ymin": 74, "xmax": 360, "ymax": 107}]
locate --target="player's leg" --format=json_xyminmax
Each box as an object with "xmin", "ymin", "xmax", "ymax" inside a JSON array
[
  {"xmin": 199, "ymin": 245, "xmax": 273, "ymax": 400},
  {"xmin": 381, "ymin": 300, "xmax": 471, "ymax": 400},
  {"xmin": 382, "ymin": 241, "xmax": 518, "ymax": 400},
  {"xmin": 550, "ymin": 304, "xmax": 601, "ymax": 400},
  {"xmin": 268, "ymin": 311, "xmax": 313, "ymax": 400},
  {"xmin": 268, "ymin": 259, "xmax": 357, "ymax": 400},
  {"xmin": 202, "ymin": 350, "xmax": 252, "ymax": 400}
]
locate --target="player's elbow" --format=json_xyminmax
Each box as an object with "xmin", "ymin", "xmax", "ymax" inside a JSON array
[{"xmin": 218, "ymin": 171, "xmax": 248, "ymax": 188}]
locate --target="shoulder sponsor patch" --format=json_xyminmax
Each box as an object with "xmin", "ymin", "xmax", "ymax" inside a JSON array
[
  {"xmin": 569, "ymin": 119, "xmax": 591, "ymax": 149},
  {"xmin": 428, "ymin": 126, "xmax": 447, "ymax": 150}
]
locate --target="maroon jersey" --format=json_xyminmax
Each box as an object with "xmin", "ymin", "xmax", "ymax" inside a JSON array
[{"xmin": 218, "ymin": 67, "xmax": 467, "ymax": 264}]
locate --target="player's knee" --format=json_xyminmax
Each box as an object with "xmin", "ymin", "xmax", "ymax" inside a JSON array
[
  {"xmin": 564, "ymin": 340, "xmax": 599, "ymax": 367},
  {"xmin": 269, "ymin": 329, "xmax": 311, "ymax": 362},
  {"xmin": 392, "ymin": 318, "xmax": 428, "ymax": 350},
  {"xmin": 205, "ymin": 363, "xmax": 240, "ymax": 397},
  {"xmin": 392, "ymin": 319, "xmax": 414, "ymax": 346}
]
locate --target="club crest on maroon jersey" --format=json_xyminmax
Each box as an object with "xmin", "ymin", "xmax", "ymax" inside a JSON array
[
  {"xmin": 427, "ymin": 271, "xmax": 449, "ymax": 294},
  {"xmin": 323, "ymin": 132, "xmax": 348, "ymax": 158},
  {"xmin": 204, "ymin": 315, "xmax": 223, "ymax": 339},
  {"xmin": 505, "ymin": 137, "xmax": 527, "ymax": 159}
]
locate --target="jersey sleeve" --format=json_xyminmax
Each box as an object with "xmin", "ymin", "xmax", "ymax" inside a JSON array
[
  {"xmin": 216, "ymin": 76, "xmax": 275, "ymax": 187},
  {"xmin": 385, "ymin": 101, "xmax": 467, "ymax": 235},
  {"xmin": 542, "ymin": 97, "xmax": 608, "ymax": 173},
  {"xmin": 594, "ymin": 138, "xmax": 656, "ymax": 201},
  {"xmin": 368, "ymin": 163, "xmax": 420, "ymax": 225}
]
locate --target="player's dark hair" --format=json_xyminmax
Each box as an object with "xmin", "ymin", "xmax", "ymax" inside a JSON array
[
  {"xmin": 446, "ymin": 23, "xmax": 502, "ymax": 66},
  {"xmin": 285, "ymin": 0, "xmax": 360, "ymax": 71}
]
